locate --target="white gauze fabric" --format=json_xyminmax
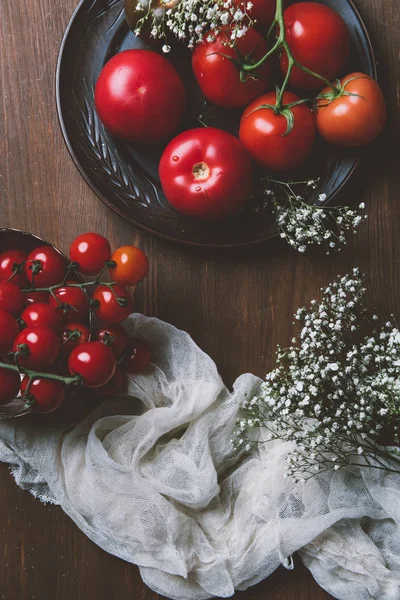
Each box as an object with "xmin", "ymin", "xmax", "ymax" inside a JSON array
[{"xmin": 0, "ymin": 314, "xmax": 399, "ymax": 600}]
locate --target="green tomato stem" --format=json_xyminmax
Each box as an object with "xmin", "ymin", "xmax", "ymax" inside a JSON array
[{"xmin": 0, "ymin": 360, "xmax": 81, "ymax": 386}]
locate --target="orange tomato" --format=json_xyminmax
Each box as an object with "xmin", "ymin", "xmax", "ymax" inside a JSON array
[{"xmin": 109, "ymin": 246, "xmax": 149, "ymax": 287}]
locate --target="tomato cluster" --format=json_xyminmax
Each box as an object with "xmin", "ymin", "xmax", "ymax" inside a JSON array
[
  {"xmin": 94, "ymin": 0, "xmax": 386, "ymax": 221},
  {"xmin": 0, "ymin": 234, "xmax": 151, "ymax": 413}
]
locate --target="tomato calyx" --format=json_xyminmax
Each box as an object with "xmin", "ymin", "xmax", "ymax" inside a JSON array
[
  {"xmin": 7, "ymin": 261, "xmax": 26, "ymax": 282},
  {"xmin": 247, "ymin": 92, "xmax": 311, "ymax": 136},
  {"xmin": 192, "ymin": 162, "xmax": 210, "ymax": 180},
  {"xmin": 315, "ymin": 75, "xmax": 369, "ymax": 108},
  {"xmin": 206, "ymin": 37, "xmax": 264, "ymax": 85}
]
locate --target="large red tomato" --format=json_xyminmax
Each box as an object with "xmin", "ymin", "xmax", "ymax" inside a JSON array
[
  {"xmin": 192, "ymin": 28, "xmax": 272, "ymax": 108},
  {"xmin": 159, "ymin": 128, "xmax": 253, "ymax": 219},
  {"xmin": 316, "ymin": 73, "xmax": 387, "ymax": 147},
  {"xmin": 239, "ymin": 91, "xmax": 316, "ymax": 171},
  {"xmin": 95, "ymin": 49, "xmax": 186, "ymax": 143},
  {"xmin": 280, "ymin": 2, "xmax": 350, "ymax": 91}
]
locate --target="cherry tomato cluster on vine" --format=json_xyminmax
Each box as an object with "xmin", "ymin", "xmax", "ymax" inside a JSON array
[
  {"xmin": 0, "ymin": 233, "xmax": 151, "ymax": 413},
  {"xmin": 94, "ymin": 0, "xmax": 386, "ymax": 221}
]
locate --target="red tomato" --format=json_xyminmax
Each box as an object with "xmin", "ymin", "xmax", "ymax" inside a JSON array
[
  {"xmin": 280, "ymin": 2, "xmax": 350, "ymax": 91},
  {"xmin": 192, "ymin": 28, "xmax": 272, "ymax": 109},
  {"xmin": 95, "ymin": 49, "xmax": 186, "ymax": 143},
  {"xmin": 92, "ymin": 285, "xmax": 132, "ymax": 323},
  {"xmin": 316, "ymin": 73, "xmax": 387, "ymax": 147},
  {"xmin": 70, "ymin": 233, "xmax": 111, "ymax": 276},
  {"xmin": 234, "ymin": 0, "xmax": 277, "ymax": 29},
  {"xmin": 21, "ymin": 376, "xmax": 65, "ymax": 413},
  {"xmin": 239, "ymin": 91, "xmax": 316, "ymax": 171},
  {"xmin": 0, "ymin": 368, "xmax": 20, "ymax": 406},
  {"xmin": 49, "ymin": 285, "xmax": 89, "ymax": 322},
  {"xmin": 21, "ymin": 303, "xmax": 63, "ymax": 332},
  {"xmin": 68, "ymin": 342, "xmax": 116, "ymax": 388},
  {"xmin": 108, "ymin": 246, "xmax": 149, "ymax": 287},
  {"xmin": 60, "ymin": 322, "xmax": 90, "ymax": 358},
  {"xmin": 0, "ymin": 310, "xmax": 19, "ymax": 355},
  {"xmin": 121, "ymin": 338, "xmax": 151, "ymax": 374},
  {"xmin": 94, "ymin": 324, "xmax": 129, "ymax": 358},
  {"xmin": 95, "ymin": 370, "xmax": 126, "ymax": 396},
  {"xmin": 0, "ymin": 249, "xmax": 29, "ymax": 288},
  {"xmin": 0, "ymin": 281, "xmax": 25, "ymax": 317},
  {"xmin": 24, "ymin": 290, "xmax": 50, "ymax": 306},
  {"xmin": 25, "ymin": 246, "xmax": 67, "ymax": 288},
  {"xmin": 159, "ymin": 128, "xmax": 253, "ymax": 219},
  {"xmin": 13, "ymin": 325, "xmax": 61, "ymax": 369}
]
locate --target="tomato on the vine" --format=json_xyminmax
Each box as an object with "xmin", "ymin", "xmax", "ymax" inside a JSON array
[
  {"xmin": 95, "ymin": 49, "xmax": 186, "ymax": 143},
  {"xmin": 70, "ymin": 233, "xmax": 111, "ymax": 276},
  {"xmin": 121, "ymin": 338, "xmax": 151, "ymax": 374},
  {"xmin": 0, "ymin": 310, "xmax": 19, "ymax": 355},
  {"xmin": 0, "ymin": 249, "xmax": 29, "ymax": 289},
  {"xmin": 24, "ymin": 290, "xmax": 50, "ymax": 306},
  {"xmin": 316, "ymin": 73, "xmax": 387, "ymax": 147},
  {"xmin": 159, "ymin": 127, "xmax": 253, "ymax": 219},
  {"xmin": 280, "ymin": 2, "xmax": 350, "ymax": 91},
  {"xmin": 233, "ymin": 0, "xmax": 278, "ymax": 30},
  {"xmin": 0, "ymin": 281, "xmax": 25, "ymax": 317},
  {"xmin": 192, "ymin": 27, "xmax": 272, "ymax": 109},
  {"xmin": 92, "ymin": 285, "xmax": 132, "ymax": 323},
  {"xmin": 239, "ymin": 91, "xmax": 316, "ymax": 171},
  {"xmin": 60, "ymin": 322, "xmax": 90, "ymax": 358},
  {"xmin": 0, "ymin": 368, "xmax": 20, "ymax": 406},
  {"xmin": 68, "ymin": 341, "xmax": 116, "ymax": 388},
  {"xmin": 49, "ymin": 285, "xmax": 89, "ymax": 322},
  {"xmin": 25, "ymin": 246, "xmax": 67, "ymax": 287},
  {"xmin": 21, "ymin": 376, "xmax": 65, "ymax": 413},
  {"xmin": 94, "ymin": 324, "xmax": 129, "ymax": 358},
  {"xmin": 21, "ymin": 303, "xmax": 63, "ymax": 332},
  {"xmin": 108, "ymin": 246, "xmax": 149, "ymax": 287},
  {"xmin": 13, "ymin": 325, "xmax": 61, "ymax": 369}
]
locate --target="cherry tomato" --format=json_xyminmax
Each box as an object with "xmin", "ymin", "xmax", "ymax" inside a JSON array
[
  {"xmin": 239, "ymin": 91, "xmax": 316, "ymax": 171},
  {"xmin": 159, "ymin": 128, "xmax": 253, "ymax": 219},
  {"xmin": 21, "ymin": 303, "xmax": 63, "ymax": 332},
  {"xmin": 24, "ymin": 290, "xmax": 50, "ymax": 306},
  {"xmin": 280, "ymin": 2, "xmax": 350, "ymax": 91},
  {"xmin": 95, "ymin": 370, "xmax": 126, "ymax": 396},
  {"xmin": 121, "ymin": 338, "xmax": 151, "ymax": 374},
  {"xmin": 0, "ymin": 281, "xmax": 25, "ymax": 317},
  {"xmin": 60, "ymin": 322, "xmax": 90, "ymax": 358},
  {"xmin": 70, "ymin": 233, "xmax": 111, "ymax": 276},
  {"xmin": 94, "ymin": 324, "xmax": 129, "ymax": 358},
  {"xmin": 233, "ymin": 0, "xmax": 278, "ymax": 29},
  {"xmin": 95, "ymin": 49, "xmax": 186, "ymax": 143},
  {"xmin": 13, "ymin": 325, "xmax": 61, "ymax": 369},
  {"xmin": 316, "ymin": 73, "xmax": 387, "ymax": 147},
  {"xmin": 0, "ymin": 310, "xmax": 19, "ymax": 355},
  {"xmin": 0, "ymin": 368, "xmax": 20, "ymax": 406},
  {"xmin": 68, "ymin": 341, "xmax": 116, "ymax": 388},
  {"xmin": 49, "ymin": 285, "xmax": 89, "ymax": 322},
  {"xmin": 25, "ymin": 246, "xmax": 67, "ymax": 287},
  {"xmin": 20, "ymin": 376, "xmax": 65, "ymax": 413},
  {"xmin": 92, "ymin": 285, "xmax": 132, "ymax": 323},
  {"xmin": 108, "ymin": 246, "xmax": 149, "ymax": 287},
  {"xmin": 0, "ymin": 249, "xmax": 29, "ymax": 288},
  {"xmin": 192, "ymin": 27, "xmax": 272, "ymax": 109}
]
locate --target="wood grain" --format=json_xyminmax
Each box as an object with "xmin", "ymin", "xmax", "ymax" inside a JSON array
[{"xmin": 0, "ymin": 0, "xmax": 399, "ymax": 598}]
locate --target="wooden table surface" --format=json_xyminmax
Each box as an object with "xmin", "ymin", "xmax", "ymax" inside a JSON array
[{"xmin": 0, "ymin": 0, "xmax": 399, "ymax": 598}]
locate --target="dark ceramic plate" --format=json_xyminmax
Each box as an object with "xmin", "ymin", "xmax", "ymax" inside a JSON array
[{"xmin": 57, "ymin": 0, "xmax": 376, "ymax": 248}]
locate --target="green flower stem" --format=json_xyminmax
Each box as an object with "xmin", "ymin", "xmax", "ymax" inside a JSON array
[{"xmin": 0, "ymin": 360, "xmax": 80, "ymax": 386}]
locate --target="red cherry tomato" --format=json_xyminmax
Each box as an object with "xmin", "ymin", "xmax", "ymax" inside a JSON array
[
  {"xmin": 20, "ymin": 376, "xmax": 65, "ymax": 413},
  {"xmin": 49, "ymin": 285, "xmax": 89, "ymax": 322},
  {"xmin": 0, "ymin": 310, "xmax": 19, "ymax": 355},
  {"xmin": 192, "ymin": 27, "xmax": 272, "ymax": 109},
  {"xmin": 108, "ymin": 246, "xmax": 149, "ymax": 287},
  {"xmin": 95, "ymin": 49, "xmax": 186, "ymax": 143},
  {"xmin": 316, "ymin": 73, "xmax": 387, "ymax": 147},
  {"xmin": 94, "ymin": 324, "xmax": 129, "ymax": 358},
  {"xmin": 24, "ymin": 290, "xmax": 50, "ymax": 306},
  {"xmin": 69, "ymin": 233, "xmax": 111, "ymax": 276},
  {"xmin": 13, "ymin": 325, "xmax": 61, "ymax": 369},
  {"xmin": 233, "ymin": 0, "xmax": 278, "ymax": 29},
  {"xmin": 280, "ymin": 2, "xmax": 350, "ymax": 91},
  {"xmin": 159, "ymin": 128, "xmax": 253, "ymax": 219},
  {"xmin": 21, "ymin": 303, "xmax": 63, "ymax": 332},
  {"xmin": 121, "ymin": 338, "xmax": 151, "ymax": 374},
  {"xmin": 95, "ymin": 370, "xmax": 126, "ymax": 396},
  {"xmin": 0, "ymin": 368, "xmax": 21, "ymax": 406},
  {"xmin": 239, "ymin": 91, "xmax": 316, "ymax": 171},
  {"xmin": 92, "ymin": 285, "xmax": 132, "ymax": 323},
  {"xmin": 60, "ymin": 322, "xmax": 90, "ymax": 358},
  {"xmin": 68, "ymin": 342, "xmax": 116, "ymax": 388},
  {"xmin": 0, "ymin": 281, "xmax": 25, "ymax": 317},
  {"xmin": 25, "ymin": 246, "xmax": 67, "ymax": 288},
  {"xmin": 0, "ymin": 249, "xmax": 29, "ymax": 288}
]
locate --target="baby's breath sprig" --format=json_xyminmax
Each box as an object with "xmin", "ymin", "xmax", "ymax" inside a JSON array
[
  {"xmin": 262, "ymin": 178, "xmax": 367, "ymax": 254},
  {"xmin": 232, "ymin": 269, "xmax": 400, "ymax": 481}
]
